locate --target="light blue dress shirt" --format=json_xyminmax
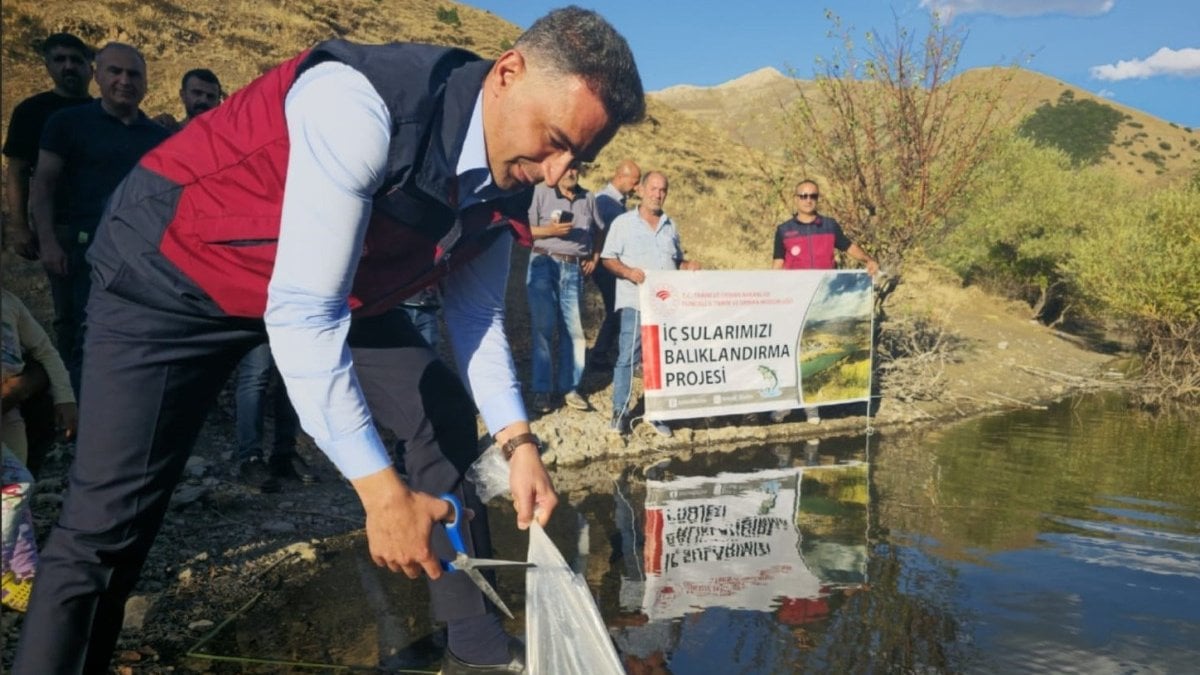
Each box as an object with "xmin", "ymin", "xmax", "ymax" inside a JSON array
[
  {"xmin": 266, "ymin": 61, "xmax": 525, "ymax": 480},
  {"xmin": 599, "ymin": 209, "xmax": 684, "ymax": 312}
]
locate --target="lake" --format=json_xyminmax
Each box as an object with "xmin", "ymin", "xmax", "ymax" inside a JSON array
[{"xmin": 203, "ymin": 392, "xmax": 1200, "ymax": 673}]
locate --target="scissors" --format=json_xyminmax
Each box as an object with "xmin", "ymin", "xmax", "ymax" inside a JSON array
[{"xmin": 440, "ymin": 493, "xmax": 533, "ymax": 619}]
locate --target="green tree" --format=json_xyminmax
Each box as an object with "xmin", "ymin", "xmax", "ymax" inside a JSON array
[
  {"xmin": 1070, "ymin": 185, "xmax": 1200, "ymax": 404},
  {"xmin": 1017, "ymin": 91, "xmax": 1125, "ymax": 166},
  {"xmin": 772, "ymin": 11, "xmax": 1017, "ymax": 310},
  {"xmin": 935, "ymin": 134, "xmax": 1126, "ymax": 325}
]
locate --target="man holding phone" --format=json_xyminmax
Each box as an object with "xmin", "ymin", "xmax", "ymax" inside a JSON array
[{"xmin": 525, "ymin": 165, "xmax": 599, "ymax": 414}]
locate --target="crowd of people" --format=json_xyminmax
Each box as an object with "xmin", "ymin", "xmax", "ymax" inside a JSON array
[{"xmin": 1, "ymin": 7, "xmax": 875, "ymax": 673}]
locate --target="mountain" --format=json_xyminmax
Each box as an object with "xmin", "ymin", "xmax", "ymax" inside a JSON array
[{"xmin": 653, "ymin": 65, "xmax": 1199, "ymax": 187}]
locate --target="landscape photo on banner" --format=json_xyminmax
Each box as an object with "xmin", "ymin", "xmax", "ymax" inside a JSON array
[{"xmin": 639, "ymin": 270, "xmax": 874, "ymax": 421}]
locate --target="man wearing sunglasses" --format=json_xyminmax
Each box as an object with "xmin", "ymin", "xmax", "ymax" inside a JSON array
[{"xmin": 771, "ymin": 178, "xmax": 878, "ymax": 424}]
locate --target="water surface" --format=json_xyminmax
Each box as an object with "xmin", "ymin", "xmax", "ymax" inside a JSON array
[{"xmin": 207, "ymin": 393, "xmax": 1200, "ymax": 673}]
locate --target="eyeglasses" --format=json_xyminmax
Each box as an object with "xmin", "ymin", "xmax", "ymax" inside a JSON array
[{"xmin": 794, "ymin": 193, "xmax": 819, "ymax": 200}]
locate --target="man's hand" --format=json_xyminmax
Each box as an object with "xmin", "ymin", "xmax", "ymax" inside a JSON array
[
  {"xmin": 581, "ymin": 255, "xmax": 598, "ymax": 276},
  {"xmin": 352, "ymin": 467, "xmax": 455, "ymax": 579},
  {"xmin": 508, "ymin": 444, "xmax": 557, "ymax": 530},
  {"xmin": 40, "ymin": 238, "xmax": 68, "ymax": 276},
  {"xmin": 626, "ymin": 267, "xmax": 646, "ymax": 284},
  {"xmin": 679, "ymin": 260, "xmax": 701, "ymax": 271},
  {"xmin": 1, "ymin": 362, "xmax": 49, "ymax": 414},
  {"xmin": 544, "ymin": 219, "xmax": 573, "ymax": 238},
  {"xmin": 865, "ymin": 259, "xmax": 880, "ymax": 278},
  {"xmin": 4, "ymin": 219, "xmax": 38, "ymax": 260},
  {"xmin": 55, "ymin": 402, "xmax": 78, "ymax": 440}
]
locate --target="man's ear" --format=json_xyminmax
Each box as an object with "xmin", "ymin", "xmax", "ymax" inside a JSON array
[{"xmin": 489, "ymin": 49, "xmax": 527, "ymax": 94}]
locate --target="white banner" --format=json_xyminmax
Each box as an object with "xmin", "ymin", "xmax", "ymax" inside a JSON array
[
  {"xmin": 640, "ymin": 464, "xmax": 869, "ymax": 621},
  {"xmin": 638, "ymin": 270, "xmax": 874, "ymax": 421}
]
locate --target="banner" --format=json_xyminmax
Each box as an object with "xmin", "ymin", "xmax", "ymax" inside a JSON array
[
  {"xmin": 640, "ymin": 464, "xmax": 869, "ymax": 621},
  {"xmin": 639, "ymin": 270, "xmax": 874, "ymax": 421}
]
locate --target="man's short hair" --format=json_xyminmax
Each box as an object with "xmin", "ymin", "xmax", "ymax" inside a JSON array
[
  {"xmin": 181, "ymin": 68, "xmax": 221, "ymax": 91},
  {"xmin": 641, "ymin": 170, "xmax": 667, "ymax": 187},
  {"xmin": 41, "ymin": 33, "xmax": 92, "ymax": 59},
  {"xmin": 96, "ymin": 42, "xmax": 146, "ymax": 67},
  {"xmin": 514, "ymin": 6, "xmax": 645, "ymax": 128}
]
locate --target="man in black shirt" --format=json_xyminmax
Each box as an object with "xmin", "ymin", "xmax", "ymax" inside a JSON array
[
  {"xmin": 2, "ymin": 33, "xmax": 94, "ymax": 259},
  {"xmin": 30, "ymin": 42, "xmax": 170, "ymax": 394}
]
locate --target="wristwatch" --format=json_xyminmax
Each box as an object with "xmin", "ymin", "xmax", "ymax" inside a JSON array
[{"xmin": 498, "ymin": 433, "xmax": 542, "ymax": 460}]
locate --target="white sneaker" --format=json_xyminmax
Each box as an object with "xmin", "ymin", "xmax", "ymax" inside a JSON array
[
  {"xmin": 769, "ymin": 409, "xmax": 790, "ymax": 424},
  {"xmin": 804, "ymin": 407, "xmax": 821, "ymax": 425},
  {"xmin": 648, "ymin": 420, "xmax": 673, "ymax": 438},
  {"xmin": 563, "ymin": 390, "xmax": 590, "ymax": 411}
]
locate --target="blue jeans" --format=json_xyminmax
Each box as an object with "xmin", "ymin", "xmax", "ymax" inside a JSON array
[
  {"xmin": 401, "ymin": 305, "xmax": 440, "ymax": 350},
  {"xmin": 234, "ymin": 343, "xmax": 298, "ymax": 461},
  {"xmin": 611, "ymin": 307, "xmax": 641, "ymax": 420},
  {"xmin": 526, "ymin": 253, "xmax": 585, "ymax": 395},
  {"xmin": 591, "ymin": 266, "xmax": 619, "ymax": 360}
]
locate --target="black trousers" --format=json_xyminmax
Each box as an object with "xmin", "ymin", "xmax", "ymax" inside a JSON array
[{"xmin": 14, "ymin": 275, "xmax": 495, "ymax": 673}]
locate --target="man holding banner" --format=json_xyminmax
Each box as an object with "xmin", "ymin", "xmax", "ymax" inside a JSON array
[
  {"xmin": 771, "ymin": 178, "xmax": 878, "ymax": 424},
  {"xmin": 600, "ymin": 171, "xmax": 700, "ymax": 437}
]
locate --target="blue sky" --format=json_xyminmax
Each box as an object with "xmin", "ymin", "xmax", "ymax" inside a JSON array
[{"xmin": 469, "ymin": 0, "xmax": 1200, "ymax": 127}]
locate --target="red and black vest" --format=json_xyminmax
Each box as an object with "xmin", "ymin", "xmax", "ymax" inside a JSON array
[{"xmin": 107, "ymin": 40, "xmax": 529, "ymax": 318}]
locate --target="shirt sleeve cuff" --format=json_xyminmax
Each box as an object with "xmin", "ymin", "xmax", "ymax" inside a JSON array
[
  {"xmin": 317, "ymin": 423, "xmax": 393, "ymax": 480},
  {"xmin": 477, "ymin": 390, "xmax": 527, "ymax": 436}
]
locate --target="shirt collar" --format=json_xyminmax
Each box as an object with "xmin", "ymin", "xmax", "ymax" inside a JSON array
[{"xmin": 455, "ymin": 92, "xmax": 505, "ymax": 209}]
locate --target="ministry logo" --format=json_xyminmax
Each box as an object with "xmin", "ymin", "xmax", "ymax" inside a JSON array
[{"xmin": 650, "ymin": 282, "xmax": 679, "ymax": 317}]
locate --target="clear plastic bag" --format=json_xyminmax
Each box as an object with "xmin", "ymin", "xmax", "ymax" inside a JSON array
[
  {"xmin": 466, "ymin": 444, "xmax": 510, "ymax": 503},
  {"xmin": 466, "ymin": 446, "xmax": 624, "ymax": 674},
  {"xmin": 525, "ymin": 522, "xmax": 624, "ymax": 675}
]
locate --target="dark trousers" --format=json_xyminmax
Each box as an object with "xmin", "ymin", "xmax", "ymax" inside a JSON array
[
  {"xmin": 46, "ymin": 242, "xmax": 92, "ymax": 397},
  {"xmin": 234, "ymin": 343, "xmax": 299, "ymax": 460},
  {"xmin": 591, "ymin": 265, "xmax": 620, "ymax": 360},
  {"xmin": 14, "ymin": 284, "xmax": 495, "ymax": 673}
]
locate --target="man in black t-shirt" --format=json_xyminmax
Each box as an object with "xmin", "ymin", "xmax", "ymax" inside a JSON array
[
  {"xmin": 30, "ymin": 43, "xmax": 170, "ymax": 395},
  {"xmin": 2, "ymin": 33, "xmax": 93, "ymax": 259}
]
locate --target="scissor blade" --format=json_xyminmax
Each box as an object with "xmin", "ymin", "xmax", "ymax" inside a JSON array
[{"xmin": 466, "ymin": 568, "xmax": 515, "ymax": 620}]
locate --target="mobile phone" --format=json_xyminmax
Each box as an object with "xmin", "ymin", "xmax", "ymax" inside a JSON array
[{"xmin": 552, "ymin": 209, "xmax": 574, "ymax": 224}]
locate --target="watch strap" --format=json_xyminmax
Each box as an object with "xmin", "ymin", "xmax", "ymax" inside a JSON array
[{"xmin": 499, "ymin": 432, "xmax": 540, "ymax": 460}]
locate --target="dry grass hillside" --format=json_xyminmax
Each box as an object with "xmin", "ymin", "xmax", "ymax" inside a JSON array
[
  {"xmin": 1, "ymin": 0, "xmax": 788, "ymax": 274},
  {"xmin": 654, "ymin": 65, "xmax": 1199, "ymax": 189},
  {"xmin": 1, "ymin": 0, "xmax": 521, "ymax": 117}
]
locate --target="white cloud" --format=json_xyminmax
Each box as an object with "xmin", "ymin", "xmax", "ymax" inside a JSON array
[
  {"xmin": 1097, "ymin": 89, "xmax": 1115, "ymax": 98},
  {"xmin": 1090, "ymin": 47, "xmax": 1200, "ymax": 80},
  {"xmin": 920, "ymin": 0, "xmax": 1114, "ymax": 21}
]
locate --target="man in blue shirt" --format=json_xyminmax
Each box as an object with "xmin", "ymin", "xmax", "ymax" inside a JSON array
[
  {"xmin": 29, "ymin": 42, "xmax": 170, "ymax": 395},
  {"xmin": 601, "ymin": 171, "xmax": 700, "ymax": 438},
  {"xmin": 590, "ymin": 159, "xmax": 641, "ymax": 369}
]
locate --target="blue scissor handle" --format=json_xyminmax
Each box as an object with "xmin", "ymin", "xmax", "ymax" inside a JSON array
[{"xmin": 439, "ymin": 492, "xmax": 466, "ymax": 572}]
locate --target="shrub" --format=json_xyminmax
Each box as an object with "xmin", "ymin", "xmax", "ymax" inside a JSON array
[
  {"xmin": 1069, "ymin": 187, "xmax": 1200, "ymax": 404},
  {"xmin": 1160, "ymin": 141, "xmax": 1172, "ymax": 151},
  {"xmin": 934, "ymin": 134, "xmax": 1126, "ymax": 324},
  {"xmin": 436, "ymin": 7, "xmax": 461, "ymax": 27},
  {"xmin": 1017, "ymin": 91, "xmax": 1125, "ymax": 166}
]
